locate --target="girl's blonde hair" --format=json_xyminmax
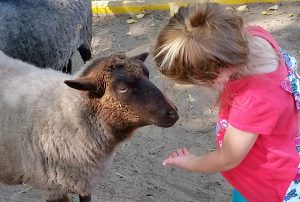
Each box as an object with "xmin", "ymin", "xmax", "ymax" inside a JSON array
[{"xmin": 154, "ymin": 2, "xmax": 249, "ymax": 84}]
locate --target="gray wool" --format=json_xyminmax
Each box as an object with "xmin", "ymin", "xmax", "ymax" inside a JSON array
[
  {"xmin": 0, "ymin": 51, "xmax": 112, "ymax": 200},
  {"xmin": 0, "ymin": 0, "xmax": 92, "ymax": 70},
  {"xmin": 0, "ymin": 50, "xmax": 178, "ymax": 201}
]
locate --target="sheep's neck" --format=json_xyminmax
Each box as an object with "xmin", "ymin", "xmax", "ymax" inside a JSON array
[
  {"xmin": 54, "ymin": 90, "xmax": 139, "ymax": 165},
  {"xmin": 110, "ymin": 127, "xmax": 136, "ymax": 144},
  {"xmin": 44, "ymin": 89, "xmax": 115, "ymax": 167}
]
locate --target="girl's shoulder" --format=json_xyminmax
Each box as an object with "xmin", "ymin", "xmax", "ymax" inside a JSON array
[{"xmin": 245, "ymin": 25, "xmax": 280, "ymax": 52}]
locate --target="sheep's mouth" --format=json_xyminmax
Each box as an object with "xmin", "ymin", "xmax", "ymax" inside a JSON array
[{"xmin": 154, "ymin": 120, "xmax": 178, "ymax": 128}]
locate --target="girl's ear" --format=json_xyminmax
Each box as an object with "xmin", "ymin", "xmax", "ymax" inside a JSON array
[
  {"xmin": 130, "ymin": 52, "xmax": 149, "ymax": 62},
  {"xmin": 215, "ymin": 68, "xmax": 235, "ymax": 83}
]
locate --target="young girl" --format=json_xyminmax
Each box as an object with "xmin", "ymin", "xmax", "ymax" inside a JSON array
[{"xmin": 154, "ymin": 2, "xmax": 300, "ymax": 202}]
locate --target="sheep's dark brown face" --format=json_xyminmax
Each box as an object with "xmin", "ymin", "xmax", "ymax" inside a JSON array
[{"xmin": 65, "ymin": 53, "xmax": 178, "ymax": 138}]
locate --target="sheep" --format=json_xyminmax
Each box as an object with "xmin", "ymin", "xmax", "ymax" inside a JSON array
[
  {"xmin": 0, "ymin": 0, "xmax": 92, "ymax": 74},
  {"xmin": 0, "ymin": 50, "xmax": 179, "ymax": 202}
]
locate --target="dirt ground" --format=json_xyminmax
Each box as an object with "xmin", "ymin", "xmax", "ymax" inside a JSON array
[{"xmin": 1, "ymin": 2, "xmax": 300, "ymax": 202}]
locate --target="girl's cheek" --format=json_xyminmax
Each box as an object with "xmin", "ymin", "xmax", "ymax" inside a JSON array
[{"xmin": 212, "ymin": 83, "xmax": 225, "ymax": 91}]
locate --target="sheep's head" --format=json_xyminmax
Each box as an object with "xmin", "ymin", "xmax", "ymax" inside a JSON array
[{"xmin": 64, "ymin": 53, "xmax": 178, "ymax": 140}]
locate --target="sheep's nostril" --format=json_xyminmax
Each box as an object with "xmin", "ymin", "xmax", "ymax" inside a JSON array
[{"xmin": 167, "ymin": 109, "xmax": 179, "ymax": 120}]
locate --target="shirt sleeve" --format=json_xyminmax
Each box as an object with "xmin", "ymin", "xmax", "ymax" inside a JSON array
[{"xmin": 228, "ymin": 94, "xmax": 279, "ymax": 135}]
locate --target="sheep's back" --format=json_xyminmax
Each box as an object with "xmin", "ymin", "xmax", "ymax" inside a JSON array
[
  {"xmin": 0, "ymin": 0, "xmax": 92, "ymax": 70},
  {"xmin": 0, "ymin": 51, "xmax": 71, "ymax": 184}
]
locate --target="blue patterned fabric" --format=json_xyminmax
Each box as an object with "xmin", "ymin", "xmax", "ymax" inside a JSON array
[
  {"xmin": 284, "ymin": 180, "xmax": 300, "ymax": 201},
  {"xmin": 280, "ymin": 48, "xmax": 300, "ymax": 111},
  {"xmin": 232, "ymin": 182, "xmax": 300, "ymax": 202}
]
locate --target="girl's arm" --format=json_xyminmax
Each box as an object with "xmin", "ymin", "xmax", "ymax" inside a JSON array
[{"xmin": 163, "ymin": 124, "xmax": 258, "ymax": 173}]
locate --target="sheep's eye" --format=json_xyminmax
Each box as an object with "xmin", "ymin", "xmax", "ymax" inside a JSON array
[
  {"xmin": 116, "ymin": 82, "xmax": 129, "ymax": 93},
  {"xmin": 118, "ymin": 87, "xmax": 128, "ymax": 93}
]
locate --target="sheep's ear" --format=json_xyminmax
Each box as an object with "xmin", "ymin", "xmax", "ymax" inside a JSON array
[
  {"xmin": 130, "ymin": 52, "xmax": 149, "ymax": 62},
  {"xmin": 65, "ymin": 78, "xmax": 106, "ymax": 97},
  {"xmin": 64, "ymin": 78, "xmax": 97, "ymax": 92}
]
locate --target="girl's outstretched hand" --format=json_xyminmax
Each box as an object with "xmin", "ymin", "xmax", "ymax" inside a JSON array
[
  {"xmin": 162, "ymin": 148, "xmax": 198, "ymax": 171},
  {"xmin": 162, "ymin": 125, "xmax": 258, "ymax": 173}
]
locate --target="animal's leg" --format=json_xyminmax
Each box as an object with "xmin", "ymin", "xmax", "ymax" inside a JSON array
[
  {"xmin": 46, "ymin": 195, "xmax": 69, "ymax": 202},
  {"xmin": 79, "ymin": 194, "xmax": 91, "ymax": 202},
  {"xmin": 62, "ymin": 59, "xmax": 72, "ymax": 74},
  {"xmin": 78, "ymin": 44, "xmax": 92, "ymax": 63}
]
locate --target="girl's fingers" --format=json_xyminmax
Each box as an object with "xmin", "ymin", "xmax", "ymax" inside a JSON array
[
  {"xmin": 163, "ymin": 148, "xmax": 190, "ymax": 167},
  {"xmin": 177, "ymin": 148, "xmax": 184, "ymax": 156},
  {"xmin": 162, "ymin": 159, "xmax": 168, "ymax": 166},
  {"xmin": 172, "ymin": 151, "xmax": 179, "ymax": 158},
  {"xmin": 168, "ymin": 148, "xmax": 186, "ymax": 159},
  {"xmin": 182, "ymin": 148, "xmax": 190, "ymax": 155},
  {"xmin": 163, "ymin": 157, "xmax": 175, "ymax": 166}
]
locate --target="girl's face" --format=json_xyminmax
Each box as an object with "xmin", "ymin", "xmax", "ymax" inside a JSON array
[{"xmin": 196, "ymin": 79, "xmax": 226, "ymax": 92}]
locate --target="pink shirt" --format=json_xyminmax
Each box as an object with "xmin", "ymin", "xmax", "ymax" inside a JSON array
[{"xmin": 216, "ymin": 26, "xmax": 300, "ymax": 202}]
